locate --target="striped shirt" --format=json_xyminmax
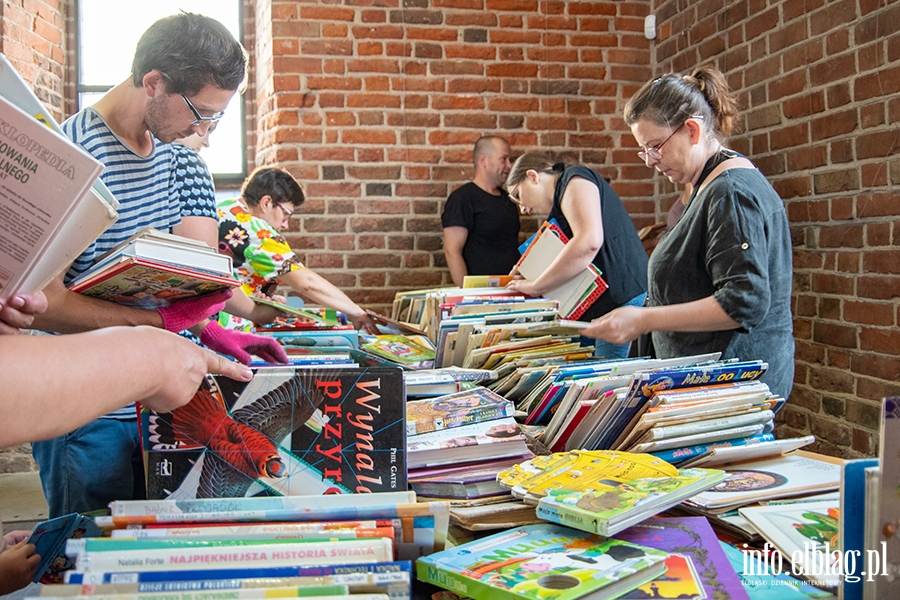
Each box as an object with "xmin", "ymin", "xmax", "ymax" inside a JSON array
[
  {"xmin": 63, "ymin": 108, "xmax": 182, "ymax": 283},
  {"xmin": 62, "ymin": 108, "xmax": 182, "ymax": 419}
]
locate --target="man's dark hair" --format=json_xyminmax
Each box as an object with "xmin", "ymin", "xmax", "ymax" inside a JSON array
[
  {"xmin": 131, "ymin": 12, "xmax": 248, "ymax": 95},
  {"xmin": 242, "ymin": 167, "xmax": 306, "ymax": 208}
]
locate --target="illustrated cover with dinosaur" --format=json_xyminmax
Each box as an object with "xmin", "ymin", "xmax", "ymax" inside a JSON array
[{"xmin": 142, "ymin": 366, "xmax": 407, "ymax": 499}]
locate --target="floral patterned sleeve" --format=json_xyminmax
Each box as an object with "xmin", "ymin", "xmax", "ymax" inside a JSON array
[{"xmin": 216, "ymin": 197, "xmax": 305, "ymax": 297}]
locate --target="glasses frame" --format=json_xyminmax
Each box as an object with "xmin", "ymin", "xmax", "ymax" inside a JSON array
[
  {"xmin": 637, "ymin": 123, "xmax": 684, "ymax": 164},
  {"xmin": 158, "ymin": 70, "xmax": 226, "ymax": 126},
  {"xmin": 276, "ymin": 202, "xmax": 294, "ymax": 218}
]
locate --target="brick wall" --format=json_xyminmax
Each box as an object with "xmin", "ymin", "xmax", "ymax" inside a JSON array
[
  {"xmin": 652, "ymin": 0, "xmax": 900, "ymax": 458},
  {"xmin": 253, "ymin": 0, "xmax": 656, "ymax": 309},
  {"xmin": 0, "ymin": 0, "xmax": 66, "ymax": 474}
]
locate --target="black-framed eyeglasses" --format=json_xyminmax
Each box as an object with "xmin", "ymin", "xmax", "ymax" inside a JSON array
[
  {"xmin": 158, "ymin": 71, "xmax": 225, "ymax": 126},
  {"xmin": 638, "ymin": 124, "xmax": 683, "ymax": 163}
]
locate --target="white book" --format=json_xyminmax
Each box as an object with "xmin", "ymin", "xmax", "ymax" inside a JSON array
[
  {"xmin": 628, "ymin": 423, "xmax": 767, "ymax": 453},
  {"xmin": 88, "ymin": 230, "xmax": 233, "ymax": 276},
  {"xmin": 108, "ymin": 519, "xmax": 394, "ymax": 540},
  {"xmin": 73, "ymin": 538, "xmax": 393, "ymax": 573},
  {"xmin": 0, "ymin": 54, "xmax": 118, "ymax": 297},
  {"xmin": 406, "ymin": 417, "xmax": 528, "ymax": 468},
  {"xmin": 632, "ymin": 409, "xmax": 774, "ymax": 444},
  {"xmin": 678, "ymin": 435, "xmax": 815, "ymax": 468}
]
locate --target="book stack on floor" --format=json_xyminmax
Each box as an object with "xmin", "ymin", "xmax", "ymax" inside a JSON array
[
  {"xmin": 67, "ymin": 228, "xmax": 240, "ymax": 307},
  {"xmin": 405, "ymin": 387, "xmax": 544, "ymax": 531},
  {"xmin": 30, "ymin": 492, "xmax": 451, "ymax": 600}
]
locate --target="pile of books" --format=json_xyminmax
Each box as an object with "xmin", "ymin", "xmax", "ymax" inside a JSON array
[
  {"xmin": 359, "ymin": 334, "xmax": 436, "ymax": 370},
  {"xmin": 67, "ymin": 228, "xmax": 240, "ymax": 308}
]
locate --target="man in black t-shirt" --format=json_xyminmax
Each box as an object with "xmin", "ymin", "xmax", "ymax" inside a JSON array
[{"xmin": 441, "ymin": 136, "xmax": 521, "ymax": 286}]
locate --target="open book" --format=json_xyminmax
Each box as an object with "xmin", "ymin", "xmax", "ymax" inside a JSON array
[
  {"xmin": 514, "ymin": 220, "xmax": 607, "ymax": 319},
  {"xmin": 0, "ymin": 54, "xmax": 118, "ymax": 298}
]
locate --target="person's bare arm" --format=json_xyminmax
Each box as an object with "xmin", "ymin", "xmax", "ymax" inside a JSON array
[
  {"xmin": 30, "ymin": 274, "xmax": 165, "ymax": 333},
  {"xmin": 0, "ymin": 293, "xmax": 48, "ymax": 334},
  {"xmin": 280, "ymin": 268, "xmax": 376, "ymax": 333},
  {"xmin": 0, "ymin": 326, "xmax": 252, "ymax": 447},
  {"xmin": 443, "ymin": 226, "xmax": 469, "ymax": 287}
]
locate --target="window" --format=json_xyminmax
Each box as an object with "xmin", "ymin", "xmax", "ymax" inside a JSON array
[{"xmin": 76, "ymin": 0, "xmax": 245, "ymax": 183}]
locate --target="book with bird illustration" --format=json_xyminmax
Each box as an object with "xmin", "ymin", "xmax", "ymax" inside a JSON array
[{"xmin": 142, "ymin": 366, "xmax": 407, "ymax": 499}]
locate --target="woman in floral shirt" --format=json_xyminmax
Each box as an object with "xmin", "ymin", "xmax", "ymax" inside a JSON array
[{"xmin": 217, "ymin": 167, "xmax": 376, "ymax": 332}]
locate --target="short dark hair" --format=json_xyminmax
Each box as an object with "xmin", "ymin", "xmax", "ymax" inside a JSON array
[
  {"xmin": 131, "ymin": 12, "xmax": 248, "ymax": 96},
  {"xmin": 241, "ymin": 167, "xmax": 306, "ymax": 208}
]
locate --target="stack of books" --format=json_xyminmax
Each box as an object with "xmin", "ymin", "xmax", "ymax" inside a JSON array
[
  {"xmin": 67, "ymin": 228, "xmax": 240, "ymax": 308},
  {"xmin": 359, "ymin": 334, "xmax": 436, "ymax": 370},
  {"xmin": 403, "ymin": 367, "xmax": 498, "ymax": 398}
]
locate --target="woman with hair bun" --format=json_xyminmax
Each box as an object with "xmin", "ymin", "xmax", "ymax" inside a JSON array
[
  {"xmin": 505, "ymin": 154, "xmax": 648, "ymax": 359},
  {"xmin": 583, "ymin": 65, "xmax": 794, "ymax": 398}
]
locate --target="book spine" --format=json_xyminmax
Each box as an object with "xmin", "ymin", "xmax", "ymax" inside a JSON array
[
  {"xmin": 534, "ymin": 501, "xmax": 604, "ymax": 536},
  {"xmin": 649, "ymin": 433, "xmax": 775, "ymax": 463},
  {"xmin": 38, "ymin": 585, "xmax": 352, "ymax": 600},
  {"xmin": 74, "ymin": 539, "xmax": 392, "ymax": 573},
  {"xmin": 109, "ymin": 523, "xmax": 393, "ymax": 540},
  {"xmin": 411, "ymin": 403, "xmax": 514, "ymax": 435},
  {"xmin": 643, "ymin": 409, "xmax": 775, "ymax": 441}
]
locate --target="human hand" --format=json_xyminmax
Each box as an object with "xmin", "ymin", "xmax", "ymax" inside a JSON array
[
  {"xmin": 0, "ymin": 540, "xmax": 40, "ymax": 594},
  {"xmin": 200, "ymin": 321, "xmax": 289, "ymax": 365},
  {"xmin": 157, "ymin": 289, "xmax": 233, "ymax": 332},
  {"xmin": 581, "ymin": 306, "xmax": 646, "ymax": 345},
  {"xmin": 0, "ymin": 292, "xmax": 48, "ymax": 335},
  {"xmin": 2, "ymin": 531, "xmax": 32, "ymax": 547},
  {"xmin": 505, "ymin": 278, "xmax": 540, "ymax": 297},
  {"xmin": 350, "ymin": 312, "xmax": 380, "ymax": 335},
  {"xmin": 132, "ymin": 327, "xmax": 253, "ymax": 414}
]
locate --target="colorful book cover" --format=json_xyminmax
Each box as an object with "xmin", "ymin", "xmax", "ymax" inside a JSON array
[
  {"xmin": 68, "ymin": 256, "xmax": 240, "ymax": 308},
  {"xmin": 416, "ymin": 523, "xmax": 668, "ymax": 600},
  {"xmin": 614, "ymin": 517, "xmax": 750, "ymax": 599},
  {"xmin": 27, "ymin": 513, "xmax": 103, "ymax": 584},
  {"xmin": 535, "ymin": 467, "xmax": 727, "ymax": 536},
  {"xmin": 142, "ymin": 366, "xmax": 406, "ymax": 499},
  {"xmin": 719, "ymin": 542, "xmax": 834, "ymax": 599},
  {"xmin": 406, "ymin": 417, "xmax": 528, "ymax": 468},
  {"xmin": 361, "ymin": 335, "xmax": 435, "ymax": 368},
  {"xmin": 405, "ymin": 387, "xmax": 515, "ymax": 435},
  {"xmin": 840, "ymin": 457, "xmax": 878, "ymax": 600}
]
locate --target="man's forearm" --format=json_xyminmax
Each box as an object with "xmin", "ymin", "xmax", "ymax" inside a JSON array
[{"xmin": 31, "ymin": 278, "xmax": 164, "ymax": 333}]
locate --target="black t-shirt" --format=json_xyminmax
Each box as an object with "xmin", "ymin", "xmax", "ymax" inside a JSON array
[
  {"xmin": 547, "ymin": 166, "xmax": 649, "ymax": 321},
  {"xmin": 441, "ymin": 182, "xmax": 521, "ymax": 276}
]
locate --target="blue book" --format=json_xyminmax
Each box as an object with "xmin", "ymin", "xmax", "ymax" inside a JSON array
[
  {"xmin": 27, "ymin": 513, "xmax": 103, "ymax": 584},
  {"xmin": 650, "ymin": 433, "xmax": 776, "ymax": 464},
  {"xmin": 840, "ymin": 457, "xmax": 878, "ymax": 600}
]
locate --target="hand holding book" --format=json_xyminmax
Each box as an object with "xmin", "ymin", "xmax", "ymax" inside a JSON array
[{"xmin": 157, "ymin": 289, "xmax": 233, "ymax": 332}]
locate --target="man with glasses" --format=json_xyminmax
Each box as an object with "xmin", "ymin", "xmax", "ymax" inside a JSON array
[
  {"xmin": 441, "ymin": 136, "xmax": 521, "ymax": 287},
  {"xmin": 30, "ymin": 13, "xmax": 285, "ymax": 517}
]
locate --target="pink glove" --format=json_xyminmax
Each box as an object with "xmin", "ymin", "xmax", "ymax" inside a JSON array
[
  {"xmin": 200, "ymin": 321, "xmax": 289, "ymax": 365},
  {"xmin": 157, "ymin": 289, "xmax": 233, "ymax": 332}
]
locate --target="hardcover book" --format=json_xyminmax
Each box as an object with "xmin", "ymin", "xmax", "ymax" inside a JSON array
[
  {"xmin": 416, "ymin": 523, "xmax": 668, "ymax": 600},
  {"xmin": 361, "ymin": 335, "xmax": 435, "ymax": 369},
  {"xmin": 535, "ymin": 467, "xmax": 727, "ymax": 537},
  {"xmin": 615, "ymin": 517, "xmax": 749, "ymax": 600},
  {"xmin": 27, "ymin": 513, "xmax": 103, "ymax": 584},
  {"xmin": 406, "ymin": 417, "xmax": 528, "ymax": 469},
  {"xmin": 142, "ymin": 366, "xmax": 407, "ymax": 499},
  {"xmin": 405, "ymin": 387, "xmax": 515, "ymax": 435}
]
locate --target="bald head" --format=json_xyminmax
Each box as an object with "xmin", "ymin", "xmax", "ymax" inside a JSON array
[{"xmin": 472, "ymin": 136, "xmax": 512, "ymax": 194}]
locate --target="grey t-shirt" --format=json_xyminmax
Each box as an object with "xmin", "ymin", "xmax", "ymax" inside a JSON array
[{"xmin": 648, "ymin": 156, "xmax": 795, "ymax": 398}]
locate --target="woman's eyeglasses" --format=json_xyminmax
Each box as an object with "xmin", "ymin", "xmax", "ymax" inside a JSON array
[{"xmin": 637, "ymin": 124, "xmax": 683, "ymax": 164}]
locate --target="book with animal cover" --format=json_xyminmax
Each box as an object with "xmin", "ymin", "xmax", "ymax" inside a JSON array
[
  {"xmin": 738, "ymin": 500, "xmax": 842, "ymax": 588},
  {"xmin": 141, "ymin": 366, "xmax": 407, "ymax": 500},
  {"xmin": 406, "ymin": 417, "xmax": 528, "ymax": 469},
  {"xmin": 0, "ymin": 55, "xmax": 119, "ymax": 298},
  {"xmin": 405, "ymin": 387, "xmax": 514, "ymax": 435},
  {"xmin": 63, "ymin": 560, "xmax": 413, "ymax": 592},
  {"xmin": 360, "ymin": 335, "xmax": 435, "ymax": 369},
  {"xmin": 416, "ymin": 523, "xmax": 669, "ymax": 600},
  {"xmin": 26, "ymin": 513, "xmax": 103, "ymax": 584},
  {"xmin": 684, "ymin": 451, "xmax": 844, "ymax": 513},
  {"xmin": 0, "ymin": 92, "xmax": 106, "ymax": 299},
  {"xmin": 614, "ymin": 517, "xmax": 750, "ymax": 599},
  {"xmin": 69, "ymin": 538, "xmax": 394, "ymax": 573},
  {"xmin": 68, "ymin": 256, "xmax": 241, "ymax": 308},
  {"xmin": 534, "ymin": 467, "xmax": 727, "ymax": 537},
  {"xmin": 513, "ymin": 220, "xmax": 608, "ymax": 319}
]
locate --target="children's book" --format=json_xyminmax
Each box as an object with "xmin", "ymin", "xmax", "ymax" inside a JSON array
[
  {"xmin": 685, "ymin": 451, "xmax": 844, "ymax": 513},
  {"xmin": 614, "ymin": 517, "xmax": 750, "ymax": 599},
  {"xmin": 416, "ymin": 523, "xmax": 668, "ymax": 600},
  {"xmin": 364, "ymin": 309, "xmax": 428, "ymax": 337},
  {"xmin": 0, "ymin": 55, "xmax": 118, "ymax": 298},
  {"xmin": 141, "ymin": 366, "xmax": 407, "ymax": 499},
  {"xmin": 535, "ymin": 467, "xmax": 727, "ymax": 537},
  {"xmin": 738, "ymin": 500, "xmax": 841, "ymax": 588},
  {"xmin": 27, "ymin": 513, "xmax": 103, "ymax": 584},
  {"xmin": 250, "ymin": 297, "xmax": 343, "ymax": 327},
  {"xmin": 405, "ymin": 387, "xmax": 514, "ymax": 435},
  {"xmin": 406, "ymin": 417, "xmax": 528, "ymax": 469},
  {"xmin": 677, "ymin": 435, "xmax": 815, "ymax": 468},
  {"xmin": 718, "ymin": 542, "xmax": 833, "ymax": 599},
  {"xmin": 68, "ymin": 256, "xmax": 240, "ymax": 308},
  {"xmin": 361, "ymin": 335, "xmax": 436, "ymax": 369}
]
